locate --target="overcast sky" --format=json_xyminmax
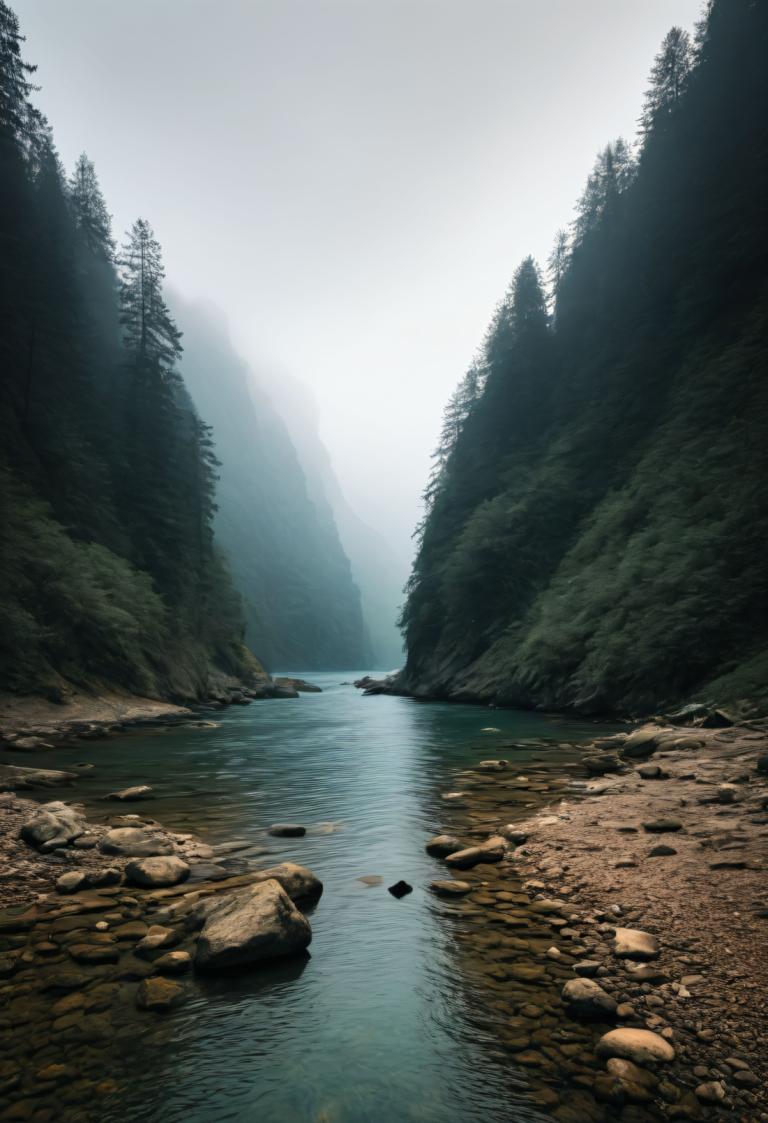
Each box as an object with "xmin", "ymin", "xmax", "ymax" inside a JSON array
[{"xmin": 15, "ymin": 0, "xmax": 702, "ymax": 563}]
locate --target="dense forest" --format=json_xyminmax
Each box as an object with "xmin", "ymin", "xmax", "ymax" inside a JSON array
[
  {"xmin": 174, "ymin": 296, "xmax": 372, "ymax": 670},
  {"xmin": 400, "ymin": 0, "xmax": 768, "ymax": 715},
  {"xmin": 0, "ymin": 1, "xmax": 257, "ymax": 699}
]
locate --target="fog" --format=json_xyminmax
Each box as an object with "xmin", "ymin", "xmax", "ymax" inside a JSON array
[{"xmin": 15, "ymin": 0, "xmax": 702, "ymax": 563}]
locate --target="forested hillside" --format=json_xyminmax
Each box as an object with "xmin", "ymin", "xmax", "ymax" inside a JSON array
[
  {"xmin": 401, "ymin": 0, "xmax": 768, "ymax": 715},
  {"xmin": 0, "ymin": 2, "xmax": 254, "ymax": 699},
  {"xmin": 174, "ymin": 297, "xmax": 372, "ymax": 670}
]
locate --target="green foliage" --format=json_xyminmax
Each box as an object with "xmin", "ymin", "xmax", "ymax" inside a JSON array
[
  {"xmin": 402, "ymin": 0, "xmax": 768, "ymax": 714},
  {"xmin": 0, "ymin": 2, "xmax": 252, "ymax": 697}
]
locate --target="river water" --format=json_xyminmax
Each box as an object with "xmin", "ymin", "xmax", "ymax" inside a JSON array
[{"xmin": 26, "ymin": 673, "xmax": 613, "ymax": 1123}]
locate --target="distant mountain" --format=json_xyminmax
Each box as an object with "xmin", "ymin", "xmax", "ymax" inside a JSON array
[
  {"xmin": 258, "ymin": 371, "xmax": 406, "ymax": 669},
  {"xmin": 174, "ymin": 296, "xmax": 371, "ymax": 670}
]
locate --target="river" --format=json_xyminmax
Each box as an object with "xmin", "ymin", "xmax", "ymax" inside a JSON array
[{"xmin": 29, "ymin": 673, "xmax": 614, "ymax": 1123}]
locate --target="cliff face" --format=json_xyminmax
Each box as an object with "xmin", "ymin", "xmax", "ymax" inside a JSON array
[
  {"xmin": 400, "ymin": 1, "xmax": 768, "ymax": 716},
  {"xmin": 175, "ymin": 298, "xmax": 371, "ymax": 671}
]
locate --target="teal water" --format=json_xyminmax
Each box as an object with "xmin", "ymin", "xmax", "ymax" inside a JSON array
[{"xmin": 45, "ymin": 674, "xmax": 611, "ymax": 1123}]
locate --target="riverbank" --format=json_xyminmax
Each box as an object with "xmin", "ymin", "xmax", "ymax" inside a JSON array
[{"xmin": 429, "ymin": 719, "xmax": 768, "ymax": 1121}]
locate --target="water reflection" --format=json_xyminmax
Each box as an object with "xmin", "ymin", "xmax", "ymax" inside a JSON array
[{"xmin": 23, "ymin": 674, "xmax": 611, "ymax": 1122}]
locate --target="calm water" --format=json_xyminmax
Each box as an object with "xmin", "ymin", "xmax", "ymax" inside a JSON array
[{"xmin": 43, "ymin": 674, "xmax": 611, "ymax": 1123}]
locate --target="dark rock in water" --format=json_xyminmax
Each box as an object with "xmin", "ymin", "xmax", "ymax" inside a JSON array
[
  {"xmin": 388, "ymin": 880, "xmax": 413, "ymax": 898},
  {"xmin": 274, "ymin": 677, "xmax": 322, "ymax": 693},
  {"xmin": 268, "ymin": 824, "xmax": 306, "ymax": 838},
  {"xmin": 136, "ymin": 976, "xmax": 186, "ymax": 1011},
  {"xmin": 648, "ymin": 844, "xmax": 677, "ymax": 857}
]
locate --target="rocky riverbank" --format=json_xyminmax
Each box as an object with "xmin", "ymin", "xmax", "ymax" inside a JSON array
[
  {"xmin": 0, "ymin": 783, "xmax": 323, "ymax": 1120},
  {"xmin": 425, "ymin": 718, "xmax": 768, "ymax": 1122}
]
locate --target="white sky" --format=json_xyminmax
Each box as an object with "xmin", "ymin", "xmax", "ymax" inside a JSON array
[{"xmin": 15, "ymin": 0, "xmax": 703, "ymax": 563}]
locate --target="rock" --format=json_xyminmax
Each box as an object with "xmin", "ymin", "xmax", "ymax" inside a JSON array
[
  {"xmin": 596, "ymin": 1028, "xmax": 675, "ymax": 1064},
  {"xmin": 153, "ymin": 950, "xmax": 191, "ymax": 975},
  {"xmin": 613, "ymin": 928, "xmax": 660, "ymax": 960},
  {"xmin": 606, "ymin": 1059, "xmax": 657, "ymax": 1089},
  {"xmin": 497, "ymin": 826, "xmax": 528, "ymax": 845},
  {"xmin": 648, "ymin": 844, "xmax": 677, "ymax": 857},
  {"xmin": 68, "ymin": 943, "xmax": 120, "ymax": 964},
  {"xmin": 0, "ymin": 763, "xmax": 78, "ymax": 790},
  {"xmin": 9, "ymin": 736, "xmax": 54, "ymax": 751},
  {"xmin": 429, "ymin": 880, "xmax": 472, "ymax": 897},
  {"xmin": 195, "ymin": 878, "xmax": 311, "ymax": 970},
  {"xmin": 425, "ymin": 835, "xmax": 464, "ymax": 857},
  {"xmin": 756, "ymin": 753, "xmax": 768, "ymax": 775},
  {"xmin": 574, "ymin": 961, "xmax": 602, "ymax": 978},
  {"xmin": 267, "ymin": 824, "xmax": 306, "ymax": 837},
  {"xmin": 445, "ymin": 837, "xmax": 506, "ymax": 870},
  {"xmin": 716, "ymin": 783, "xmax": 739, "ymax": 804},
  {"xmin": 388, "ymin": 880, "xmax": 413, "ymax": 898},
  {"xmin": 614, "ymin": 858, "xmax": 638, "ymax": 868},
  {"xmin": 88, "ymin": 867, "xmax": 122, "ymax": 888},
  {"xmin": 584, "ymin": 753, "xmax": 622, "ymax": 775},
  {"xmin": 699, "ymin": 709, "xmax": 734, "ymax": 728},
  {"xmin": 477, "ymin": 759, "xmax": 508, "ymax": 771},
  {"xmin": 273, "ymin": 677, "xmax": 322, "ymax": 693},
  {"xmin": 134, "ymin": 925, "xmax": 180, "ymax": 958},
  {"xmin": 106, "ymin": 786, "xmax": 153, "ymax": 802},
  {"xmin": 637, "ymin": 764, "xmax": 663, "ymax": 779},
  {"xmin": 621, "ymin": 726, "xmax": 664, "ymax": 759},
  {"xmin": 695, "ymin": 1082, "xmax": 726, "ymax": 1104},
  {"xmin": 732, "ymin": 1070, "xmax": 759, "ymax": 1088},
  {"xmin": 562, "ymin": 978, "xmax": 617, "ymax": 1019},
  {"xmin": 642, "ymin": 819, "xmax": 683, "ymax": 833},
  {"xmin": 56, "ymin": 870, "xmax": 89, "ymax": 895},
  {"xmin": 125, "ymin": 856, "xmax": 190, "ymax": 888},
  {"xmin": 357, "ymin": 875, "xmax": 383, "ymax": 886},
  {"xmin": 20, "ymin": 801, "xmax": 85, "ymax": 852},
  {"xmin": 99, "ymin": 827, "xmax": 174, "ymax": 857},
  {"xmin": 136, "ymin": 976, "xmax": 186, "ymax": 1011},
  {"xmin": 249, "ymin": 862, "xmax": 323, "ymax": 903}
]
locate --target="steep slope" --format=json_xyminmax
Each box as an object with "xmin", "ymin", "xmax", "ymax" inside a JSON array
[
  {"xmin": 174, "ymin": 297, "xmax": 370, "ymax": 670},
  {"xmin": 0, "ymin": 3, "xmax": 252, "ymax": 700},
  {"xmin": 260, "ymin": 371, "xmax": 406, "ymax": 669},
  {"xmin": 401, "ymin": 0, "xmax": 768, "ymax": 715}
]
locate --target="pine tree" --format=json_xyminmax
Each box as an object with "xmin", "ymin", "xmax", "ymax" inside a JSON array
[
  {"xmin": 119, "ymin": 218, "xmax": 182, "ymax": 373},
  {"xmin": 640, "ymin": 27, "xmax": 692, "ymax": 136},
  {"xmin": 69, "ymin": 153, "xmax": 114, "ymax": 259},
  {"xmin": 547, "ymin": 228, "xmax": 570, "ymax": 311},
  {"xmin": 0, "ymin": 1, "xmax": 35, "ymax": 146}
]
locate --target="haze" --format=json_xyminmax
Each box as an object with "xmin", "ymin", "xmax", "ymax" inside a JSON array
[{"xmin": 15, "ymin": 0, "xmax": 702, "ymax": 564}]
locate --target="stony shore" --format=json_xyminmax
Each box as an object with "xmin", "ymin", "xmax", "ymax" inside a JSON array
[{"xmin": 427, "ymin": 718, "xmax": 768, "ymax": 1121}]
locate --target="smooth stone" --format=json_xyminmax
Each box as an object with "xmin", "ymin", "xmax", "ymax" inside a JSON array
[
  {"xmin": 574, "ymin": 961, "xmax": 602, "ymax": 977},
  {"xmin": 68, "ymin": 943, "xmax": 119, "ymax": 964},
  {"xmin": 107, "ymin": 786, "xmax": 154, "ymax": 802},
  {"xmin": 445, "ymin": 842, "xmax": 505, "ymax": 869},
  {"xmin": 134, "ymin": 925, "xmax": 180, "ymax": 958},
  {"xmin": 56, "ymin": 871, "xmax": 89, "ymax": 895},
  {"xmin": 153, "ymin": 950, "xmax": 192, "ymax": 975},
  {"xmin": 267, "ymin": 824, "xmax": 306, "ymax": 837},
  {"xmin": 596, "ymin": 1028, "xmax": 675, "ymax": 1064},
  {"xmin": 357, "ymin": 875, "xmax": 383, "ymax": 887},
  {"xmin": 99, "ymin": 828, "xmax": 174, "ymax": 858},
  {"xmin": 125, "ymin": 856, "xmax": 190, "ymax": 888},
  {"xmin": 430, "ymin": 880, "xmax": 472, "ymax": 897},
  {"xmin": 642, "ymin": 819, "xmax": 683, "ymax": 833},
  {"xmin": 246, "ymin": 862, "xmax": 323, "ymax": 903},
  {"xmin": 136, "ymin": 976, "xmax": 185, "ymax": 1011},
  {"xmin": 695, "ymin": 1082, "xmax": 726, "ymax": 1104},
  {"xmin": 425, "ymin": 835, "xmax": 464, "ymax": 857},
  {"xmin": 648, "ymin": 844, "xmax": 677, "ymax": 857},
  {"xmin": 637, "ymin": 764, "xmax": 663, "ymax": 779},
  {"xmin": 613, "ymin": 928, "xmax": 660, "ymax": 960},
  {"xmin": 606, "ymin": 1058, "xmax": 657, "ymax": 1089},
  {"xmin": 562, "ymin": 978, "xmax": 617, "ymax": 1019},
  {"xmin": 621, "ymin": 726, "xmax": 663, "ymax": 759},
  {"xmin": 194, "ymin": 878, "xmax": 311, "ymax": 970}
]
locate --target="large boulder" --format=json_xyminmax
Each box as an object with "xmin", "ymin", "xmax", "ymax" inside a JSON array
[
  {"xmin": 596, "ymin": 1028, "xmax": 675, "ymax": 1065},
  {"xmin": 620, "ymin": 726, "xmax": 665, "ymax": 760},
  {"xmin": 125, "ymin": 856, "xmax": 190, "ymax": 889},
  {"xmin": 562, "ymin": 978, "xmax": 617, "ymax": 1019},
  {"xmin": 20, "ymin": 801, "xmax": 85, "ymax": 852},
  {"xmin": 194, "ymin": 878, "xmax": 312, "ymax": 970},
  {"xmin": 99, "ymin": 827, "xmax": 174, "ymax": 858},
  {"xmin": 249, "ymin": 862, "xmax": 323, "ymax": 903}
]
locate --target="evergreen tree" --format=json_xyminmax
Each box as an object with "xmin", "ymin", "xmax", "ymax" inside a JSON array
[
  {"xmin": 69, "ymin": 153, "xmax": 114, "ymax": 259},
  {"xmin": 640, "ymin": 27, "xmax": 692, "ymax": 136}
]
